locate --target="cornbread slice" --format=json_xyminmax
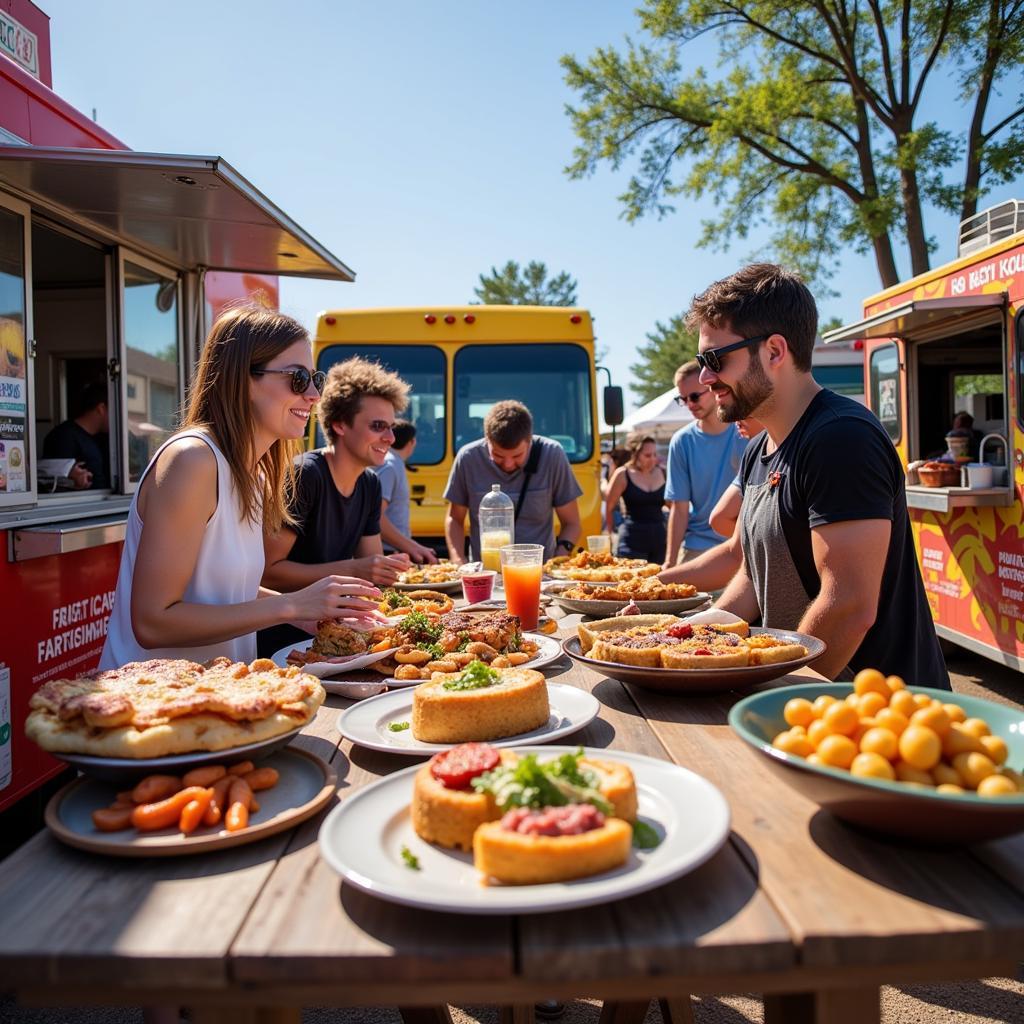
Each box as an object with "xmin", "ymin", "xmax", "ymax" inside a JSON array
[
  {"xmin": 579, "ymin": 757, "xmax": 638, "ymax": 822},
  {"xmin": 578, "ymin": 615, "xmax": 679, "ymax": 654},
  {"xmin": 411, "ymin": 668, "xmax": 549, "ymax": 743},
  {"xmin": 473, "ymin": 817, "xmax": 632, "ymax": 884},
  {"xmin": 410, "ymin": 760, "xmax": 502, "ymax": 850},
  {"xmin": 660, "ymin": 646, "xmax": 749, "ymax": 669},
  {"xmin": 744, "ymin": 635, "xmax": 808, "ymax": 664}
]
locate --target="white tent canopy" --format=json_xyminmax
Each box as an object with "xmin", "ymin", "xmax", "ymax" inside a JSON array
[{"xmin": 606, "ymin": 387, "xmax": 694, "ymax": 440}]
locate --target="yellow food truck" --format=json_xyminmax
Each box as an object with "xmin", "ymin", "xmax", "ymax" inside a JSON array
[
  {"xmin": 824, "ymin": 199, "xmax": 1024, "ymax": 670},
  {"xmin": 312, "ymin": 306, "xmax": 616, "ymax": 545}
]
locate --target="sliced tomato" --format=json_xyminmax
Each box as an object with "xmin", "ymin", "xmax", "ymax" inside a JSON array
[
  {"xmin": 430, "ymin": 743, "xmax": 501, "ymax": 789},
  {"xmin": 666, "ymin": 623, "xmax": 693, "ymax": 639}
]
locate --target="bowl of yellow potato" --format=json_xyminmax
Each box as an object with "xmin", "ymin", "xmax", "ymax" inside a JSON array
[{"xmin": 729, "ymin": 670, "xmax": 1024, "ymax": 842}]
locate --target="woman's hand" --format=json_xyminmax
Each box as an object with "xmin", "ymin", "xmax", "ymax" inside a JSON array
[
  {"xmin": 351, "ymin": 553, "xmax": 411, "ymax": 585},
  {"xmin": 285, "ymin": 576, "xmax": 385, "ymax": 627}
]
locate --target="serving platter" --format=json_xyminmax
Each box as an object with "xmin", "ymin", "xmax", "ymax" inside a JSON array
[
  {"xmin": 562, "ymin": 628, "xmax": 826, "ymax": 693},
  {"xmin": 45, "ymin": 748, "xmax": 337, "ymax": 857},
  {"xmin": 549, "ymin": 590, "xmax": 711, "ymax": 617},
  {"xmin": 270, "ymin": 643, "xmax": 398, "ymax": 677},
  {"xmin": 318, "ymin": 745, "xmax": 730, "ymax": 914},
  {"xmin": 391, "ymin": 577, "xmax": 462, "ymax": 592},
  {"xmin": 54, "ymin": 722, "xmax": 308, "ymax": 784},
  {"xmin": 337, "ymin": 682, "xmax": 600, "ymax": 755}
]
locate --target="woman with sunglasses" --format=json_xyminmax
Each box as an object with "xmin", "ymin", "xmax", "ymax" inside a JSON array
[
  {"xmin": 257, "ymin": 356, "xmax": 414, "ymax": 658},
  {"xmin": 100, "ymin": 306, "xmax": 382, "ymax": 669}
]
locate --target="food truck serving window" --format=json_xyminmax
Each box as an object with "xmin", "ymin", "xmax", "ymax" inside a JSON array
[{"xmin": 869, "ymin": 343, "xmax": 901, "ymax": 443}]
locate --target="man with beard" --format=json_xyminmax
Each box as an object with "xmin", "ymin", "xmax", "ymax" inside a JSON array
[
  {"xmin": 663, "ymin": 263, "xmax": 947, "ymax": 685},
  {"xmin": 662, "ymin": 360, "xmax": 748, "ymax": 567}
]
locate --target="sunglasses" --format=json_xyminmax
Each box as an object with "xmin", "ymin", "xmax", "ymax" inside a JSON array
[
  {"xmin": 366, "ymin": 420, "xmax": 397, "ymax": 434},
  {"xmin": 674, "ymin": 390, "xmax": 708, "ymax": 407},
  {"xmin": 251, "ymin": 366, "xmax": 327, "ymax": 394},
  {"xmin": 695, "ymin": 334, "xmax": 770, "ymax": 374}
]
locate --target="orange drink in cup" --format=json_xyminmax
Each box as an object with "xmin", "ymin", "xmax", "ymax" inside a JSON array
[{"xmin": 500, "ymin": 543, "xmax": 544, "ymax": 631}]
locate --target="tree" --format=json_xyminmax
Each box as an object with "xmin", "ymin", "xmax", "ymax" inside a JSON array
[
  {"xmin": 473, "ymin": 261, "xmax": 578, "ymax": 305},
  {"xmin": 562, "ymin": 1, "xmax": 1024, "ymax": 289},
  {"xmin": 629, "ymin": 314, "xmax": 700, "ymax": 404}
]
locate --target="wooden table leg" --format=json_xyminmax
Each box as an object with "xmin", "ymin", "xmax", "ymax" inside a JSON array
[
  {"xmin": 658, "ymin": 996, "xmax": 695, "ymax": 1024},
  {"xmin": 399, "ymin": 1008, "xmax": 455, "ymax": 1024},
  {"xmin": 499, "ymin": 1007, "xmax": 537, "ymax": 1024},
  {"xmin": 764, "ymin": 987, "xmax": 880, "ymax": 1024},
  {"xmin": 598, "ymin": 999, "xmax": 652, "ymax": 1024}
]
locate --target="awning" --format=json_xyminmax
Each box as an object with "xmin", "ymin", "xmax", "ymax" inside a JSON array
[
  {"xmin": 822, "ymin": 294, "xmax": 1005, "ymax": 345},
  {"xmin": 0, "ymin": 145, "xmax": 355, "ymax": 280}
]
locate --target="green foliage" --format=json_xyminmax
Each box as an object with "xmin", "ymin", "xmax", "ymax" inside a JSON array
[
  {"xmin": 473, "ymin": 260, "xmax": 578, "ymax": 305},
  {"xmin": 629, "ymin": 314, "xmax": 700, "ymax": 404},
  {"xmin": 561, "ymin": 1, "xmax": 1024, "ymax": 288}
]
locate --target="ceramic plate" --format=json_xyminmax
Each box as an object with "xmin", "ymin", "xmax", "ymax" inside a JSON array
[
  {"xmin": 562, "ymin": 628, "xmax": 826, "ymax": 693},
  {"xmin": 270, "ymin": 641, "xmax": 398, "ymax": 677},
  {"xmin": 318, "ymin": 745, "xmax": 730, "ymax": 914},
  {"xmin": 54, "ymin": 723, "xmax": 307, "ymax": 784},
  {"xmin": 392, "ymin": 577, "xmax": 462, "ymax": 592},
  {"xmin": 337, "ymin": 682, "xmax": 600, "ymax": 755},
  {"xmin": 550, "ymin": 592, "xmax": 711, "ymax": 617},
  {"xmin": 45, "ymin": 748, "xmax": 337, "ymax": 857}
]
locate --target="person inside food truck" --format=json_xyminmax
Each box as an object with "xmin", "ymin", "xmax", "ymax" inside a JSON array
[
  {"xmin": 662, "ymin": 263, "xmax": 949, "ymax": 686},
  {"xmin": 42, "ymin": 381, "xmax": 110, "ymax": 489},
  {"xmin": 257, "ymin": 356, "xmax": 412, "ymax": 658},
  {"xmin": 99, "ymin": 306, "xmax": 383, "ymax": 670}
]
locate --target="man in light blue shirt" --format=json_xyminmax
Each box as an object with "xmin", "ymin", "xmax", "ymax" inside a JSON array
[{"xmin": 664, "ymin": 359, "xmax": 748, "ymax": 566}]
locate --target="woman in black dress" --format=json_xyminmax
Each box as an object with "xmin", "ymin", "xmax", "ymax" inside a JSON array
[{"xmin": 604, "ymin": 434, "xmax": 667, "ymax": 563}]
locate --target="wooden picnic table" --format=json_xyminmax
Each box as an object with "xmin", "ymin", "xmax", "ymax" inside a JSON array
[{"xmin": 1, "ymin": 616, "xmax": 1023, "ymax": 1024}]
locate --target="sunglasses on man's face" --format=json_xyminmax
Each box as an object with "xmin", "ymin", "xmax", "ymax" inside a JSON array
[
  {"xmin": 674, "ymin": 390, "xmax": 708, "ymax": 407},
  {"xmin": 695, "ymin": 334, "xmax": 770, "ymax": 374},
  {"xmin": 251, "ymin": 366, "xmax": 327, "ymax": 395},
  {"xmin": 366, "ymin": 420, "xmax": 397, "ymax": 434}
]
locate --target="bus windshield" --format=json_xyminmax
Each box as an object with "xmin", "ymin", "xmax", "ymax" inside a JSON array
[
  {"xmin": 453, "ymin": 343, "xmax": 593, "ymax": 462},
  {"xmin": 317, "ymin": 344, "xmax": 446, "ymax": 465}
]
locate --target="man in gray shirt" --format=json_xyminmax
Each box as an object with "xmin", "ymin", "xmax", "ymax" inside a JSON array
[
  {"xmin": 370, "ymin": 420, "xmax": 437, "ymax": 564},
  {"xmin": 444, "ymin": 400, "xmax": 583, "ymax": 562}
]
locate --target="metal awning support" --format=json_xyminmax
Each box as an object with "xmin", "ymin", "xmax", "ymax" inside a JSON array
[
  {"xmin": 822, "ymin": 294, "xmax": 1006, "ymax": 345},
  {"xmin": 0, "ymin": 145, "xmax": 355, "ymax": 280}
]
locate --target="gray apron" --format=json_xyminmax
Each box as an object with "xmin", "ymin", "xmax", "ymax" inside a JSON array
[{"xmin": 740, "ymin": 469, "xmax": 852, "ymax": 680}]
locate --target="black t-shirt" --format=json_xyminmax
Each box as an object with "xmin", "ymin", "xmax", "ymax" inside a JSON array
[
  {"xmin": 256, "ymin": 450, "xmax": 382, "ymax": 658},
  {"xmin": 42, "ymin": 421, "xmax": 110, "ymax": 488},
  {"xmin": 740, "ymin": 389, "xmax": 949, "ymax": 688}
]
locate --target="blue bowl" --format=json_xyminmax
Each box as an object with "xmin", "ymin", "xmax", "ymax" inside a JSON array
[{"xmin": 729, "ymin": 683, "xmax": 1024, "ymax": 843}]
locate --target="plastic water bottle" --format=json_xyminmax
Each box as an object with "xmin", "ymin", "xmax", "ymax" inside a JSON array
[{"xmin": 479, "ymin": 484, "xmax": 514, "ymax": 571}]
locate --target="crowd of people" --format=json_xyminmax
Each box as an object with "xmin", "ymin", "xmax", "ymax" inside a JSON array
[{"xmin": 95, "ymin": 261, "xmax": 945, "ymax": 685}]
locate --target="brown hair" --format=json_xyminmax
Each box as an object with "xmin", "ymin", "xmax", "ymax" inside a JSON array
[
  {"xmin": 484, "ymin": 400, "xmax": 533, "ymax": 448},
  {"xmin": 626, "ymin": 433, "xmax": 657, "ymax": 467},
  {"xmin": 685, "ymin": 263, "xmax": 818, "ymax": 372},
  {"xmin": 674, "ymin": 359, "xmax": 700, "ymax": 384},
  {"xmin": 182, "ymin": 304, "xmax": 308, "ymax": 532},
  {"xmin": 317, "ymin": 356, "xmax": 410, "ymax": 439}
]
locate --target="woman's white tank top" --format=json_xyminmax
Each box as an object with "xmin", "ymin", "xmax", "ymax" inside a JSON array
[{"xmin": 99, "ymin": 430, "xmax": 265, "ymax": 669}]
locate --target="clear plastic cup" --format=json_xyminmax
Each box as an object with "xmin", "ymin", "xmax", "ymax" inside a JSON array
[
  {"xmin": 461, "ymin": 569, "xmax": 496, "ymax": 604},
  {"xmin": 587, "ymin": 534, "xmax": 611, "ymax": 555},
  {"xmin": 500, "ymin": 544, "xmax": 544, "ymax": 631}
]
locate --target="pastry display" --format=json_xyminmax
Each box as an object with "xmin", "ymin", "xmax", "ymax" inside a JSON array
[
  {"xmin": 410, "ymin": 663, "xmax": 550, "ymax": 743},
  {"xmin": 26, "ymin": 658, "xmax": 325, "ymax": 758},
  {"xmin": 559, "ymin": 578, "xmax": 698, "ymax": 602}
]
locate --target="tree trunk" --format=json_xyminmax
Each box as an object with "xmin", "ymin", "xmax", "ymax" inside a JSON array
[
  {"xmin": 850, "ymin": 99, "xmax": 900, "ymax": 288},
  {"xmin": 961, "ymin": 0, "xmax": 1001, "ymax": 222},
  {"xmin": 871, "ymin": 232, "xmax": 900, "ymax": 289},
  {"xmin": 898, "ymin": 159, "xmax": 930, "ymax": 277}
]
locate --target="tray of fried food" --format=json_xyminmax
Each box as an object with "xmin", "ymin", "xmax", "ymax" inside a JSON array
[
  {"xmin": 394, "ymin": 561, "xmax": 463, "ymax": 590},
  {"xmin": 377, "ymin": 587, "xmax": 455, "ymax": 617},
  {"xmin": 543, "ymin": 550, "xmax": 662, "ymax": 582},
  {"xmin": 550, "ymin": 576, "xmax": 709, "ymax": 615},
  {"xmin": 367, "ymin": 608, "xmax": 545, "ymax": 681}
]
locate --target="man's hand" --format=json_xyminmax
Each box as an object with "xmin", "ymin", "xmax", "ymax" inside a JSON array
[
  {"xmin": 69, "ymin": 463, "xmax": 92, "ymax": 489},
  {"xmin": 351, "ymin": 552, "xmax": 411, "ymax": 586},
  {"xmin": 408, "ymin": 542, "xmax": 439, "ymax": 564}
]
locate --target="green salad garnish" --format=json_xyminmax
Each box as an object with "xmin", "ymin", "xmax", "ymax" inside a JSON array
[
  {"xmin": 388, "ymin": 721, "xmax": 410, "ymax": 732},
  {"xmin": 632, "ymin": 821, "xmax": 661, "ymax": 849},
  {"xmin": 399, "ymin": 609, "xmax": 442, "ymax": 644},
  {"xmin": 414, "ymin": 641, "xmax": 445, "ymax": 659},
  {"xmin": 400, "ymin": 845, "xmax": 420, "ymax": 870},
  {"xmin": 442, "ymin": 661, "xmax": 499, "ymax": 691},
  {"xmin": 471, "ymin": 748, "xmax": 612, "ymax": 814},
  {"xmin": 381, "ymin": 589, "xmax": 412, "ymax": 610}
]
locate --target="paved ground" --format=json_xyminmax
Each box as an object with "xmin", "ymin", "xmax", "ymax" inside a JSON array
[{"xmin": 2, "ymin": 648, "xmax": 1021, "ymax": 1023}]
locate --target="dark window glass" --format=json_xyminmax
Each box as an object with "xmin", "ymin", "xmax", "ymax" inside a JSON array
[
  {"xmin": 317, "ymin": 345, "xmax": 446, "ymax": 465},
  {"xmin": 812, "ymin": 363, "xmax": 864, "ymax": 396},
  {"xmin": 869, "ymin": 344, "xmax": 901, "ymax": 442},
  {"xmin": 453, "ymin": 344, "xmax": 593, "ymax": 462}
]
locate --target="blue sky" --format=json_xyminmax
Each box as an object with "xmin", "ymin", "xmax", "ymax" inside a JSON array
[{"xmin": 43, "ymin": 0, "xmax": 1020, "ymax": 407}]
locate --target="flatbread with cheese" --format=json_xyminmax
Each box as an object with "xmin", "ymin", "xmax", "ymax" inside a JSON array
[{"xmin": 26, "ymin": 656, "xmax": 325, "ymax": 758}]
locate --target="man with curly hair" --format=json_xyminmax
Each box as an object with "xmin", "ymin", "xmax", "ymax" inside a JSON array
[{"xmin": 257, "ymin": 356, "xmax": 412, "ymax": 656}]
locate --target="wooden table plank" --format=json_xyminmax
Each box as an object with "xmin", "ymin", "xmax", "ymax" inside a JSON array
[{"xmin": 0, "ymin": 700, "xmax": 343, "ymax": 992}]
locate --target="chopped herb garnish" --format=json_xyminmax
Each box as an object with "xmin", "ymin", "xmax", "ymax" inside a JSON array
[
  {"xmin": 400, "ymin": 845, "xmax": 420, "ymax": 870},
  {"xmin": 399, "ymin": 609, "xmax": 442, "ymax": 644},
  {"xmin": 455, "ymin": 634, "xmax": 471, "ymax": 652},
  {"xmin": 471, "ymin": 748, "xmax": 612, "ymax": 814},
  {"xmin": 415, "ymin": 641, "xmax": 445, "ymax": 659},
  {"xmin": 632, "ymin": 821, "xmax": 661, "ymax": 849},
  {"xmin": 442, "ymin": 661, "xmax": 499, "ymax": 691},
  {"xmin": 388, "ymin": 721, "xmax": 410, "ymax": 732},
  {"xmin": 382, "ymin": 589, "xmax": 412, "ymax": 610}
]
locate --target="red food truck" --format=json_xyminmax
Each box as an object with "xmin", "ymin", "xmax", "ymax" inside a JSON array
[
  {"xmin": 824, "ymin": 200, "xmax": 1024, "ymax": 673},
  {"xmin": 0, "ymin": 1, "xmax": 354, "ymax": 813}
]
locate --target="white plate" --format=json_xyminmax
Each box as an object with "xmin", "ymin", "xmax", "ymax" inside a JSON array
[
  {"xmin": 338, "ymin": 682, "xmax": 600, "ymax": 755},
  {"xmin": 318, "ymin": 745, "xmax": 731, "ymax": 914},
  {"xmin": 392, "ymin": 577, "xmax": 462, "ymax": 592},
  {"xmin": 271, "ymin": 641, "xmax": 398, "ymax": 677}
]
